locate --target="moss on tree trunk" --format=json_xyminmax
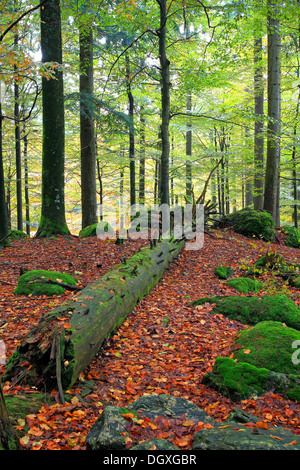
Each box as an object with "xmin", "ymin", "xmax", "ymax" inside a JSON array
[{"xmin": 4, "ymin": 239, "xmax": 185, "ymax": 392}]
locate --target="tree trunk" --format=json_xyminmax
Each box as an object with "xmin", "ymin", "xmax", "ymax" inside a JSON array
[
  {"xmin": 125, "ymin": 53, "xmax": 136, "ymax": 208},
  {"xmin": 36, "ymin": 0, "xmax": 69, "ymax": 237},
  {"xmin": 14, "ymin": 26, "xmax": 23, "ymax": 232},
  {"xmin": 158, "ymin": 0, "xmax": 170, "ymax": 206},
  {"xmin": 4, "ymin": 239, "xmax": 185, "ymax": 392},
  {"xmin": 264, "ymin": 0, "xmax": 281, "ymax": 225},
  {"xmin": 80, "ymin": 26, "xmax": 97, "ymax": 229},
  {"xmin": 0, "ymin": 105, "xmax": 9, "ymax": 246},
  {"xmin": 186, "ymin": 92, "xmax": 192, "ymax": 204},
  {"xmin": 23, "ymin": 128, "xmax": 30, "ymax": 236},
  {"xmin": 253, "ymin": 36, "xmax": 264, "ymax": 210},
  {"xmin": 0, "ymin": 379, "xmax": 19, "ymax": 450},
  {"xmin": 139, "ymin": 106, "xmax": 146, "ymax": 205}
]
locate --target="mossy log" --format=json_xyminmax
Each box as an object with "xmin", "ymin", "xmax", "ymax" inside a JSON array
[{"xmin": 4, "ymin": 239, "xmax": 185, "ymax": 393}]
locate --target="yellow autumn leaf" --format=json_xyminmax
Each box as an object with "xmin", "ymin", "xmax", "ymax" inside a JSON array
[{"xmin": 182, "ymin": 420, "xmax": 194, "ymax": 427}]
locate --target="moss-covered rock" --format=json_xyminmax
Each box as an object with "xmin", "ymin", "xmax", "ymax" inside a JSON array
[
  {"xmin": 190, "ymin": 294, "xmax": 300, "ymax": 330},
  {"xmin": 13, "ymin": 270, "xmax": 77, "ymax": 296},
  {"xmin": 232, "ymin": 321, "xmax": 300, "ymax": 375},
  {"xmin": 202, "ymin": 356, "xmax": 300, "ymax": 402},
  {"xmin": 223, "ymin": 208, "xmax": 275, "ymax": 241},
  {"xmin": 202, "ymin": 356, "xmax": 272, "ymax": 400},
  {"xmin": 226, "ymin": 277, "xmax": 263, "ymax": 294},
  {"xmin": 8, "ymin": 230, "xmax": 28, "ymax": 240},
  {"xmin": 214, "ymin": 266, "xmax": 234, "ymax": 279},
  {"xmin": 283, "ymin": 225, "xmax": 300, "ymax": 248},
  {"xmin": 79, "ymin": 221, "xmax": 114, "ymax": 238}
]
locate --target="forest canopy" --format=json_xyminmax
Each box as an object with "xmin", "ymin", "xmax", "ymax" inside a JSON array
[{"xmin": 0, "ymin": 0, "xmax": 299, "ymax": 239}]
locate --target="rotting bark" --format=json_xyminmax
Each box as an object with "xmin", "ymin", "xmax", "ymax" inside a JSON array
[{"xmin": 4, "ymin": 239, "xmax": 185, "ymax": 392}]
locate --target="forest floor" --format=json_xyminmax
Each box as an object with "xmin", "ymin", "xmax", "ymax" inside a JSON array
[{"xmin": 1, "ymin": 228, "xmax": 300, "ymax": 450}]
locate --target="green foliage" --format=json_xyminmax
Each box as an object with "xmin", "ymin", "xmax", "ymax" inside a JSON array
[
  {"xmin": 14, "ymin": 270, "xmax": 77, "ymax": 296},
  {"xmin": 226, "ymin": 277, "xmax": 263, "ymax": 294},
  {"xmin": 223, "ymin": 208, "xmax": 275, "ymax": 241},
  {"xmin": 214, "ymin": 266, "xmax": 234, "ymax": 279},
  {"xmin": 233, "ymin": 321, "xmax": 300, "ymax": 375}
]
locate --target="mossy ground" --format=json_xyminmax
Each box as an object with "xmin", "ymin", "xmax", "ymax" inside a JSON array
[
  {"xmin": 214, "ymin": 266, "xmax": 234, "ymax": 279},
  {"xmin": 232, "ymin": 321, "xmax": 300, "ymax": 375},
  {"xmin": 283, "ymin": 225, "xmax": 300, "ymax": 248},
  {"xmin": 13, "ymin": 269, "xmax": 77, "ymax": 296},
  {"xmin": 79, "ymin": 221, "xmax": 114, "ymax": 237},
  {"xmin": 226, "ymin": 277, "xmax": 263, "ymax": 294},
  {"xmin": 191, "ymin": 294, "xmax": 300, "ymax": 330}
]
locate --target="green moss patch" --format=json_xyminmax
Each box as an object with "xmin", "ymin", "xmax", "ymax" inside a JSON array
[
  {"xmin": 202, "ymin": 356, "xmax": 270, "ymax": 400},
  {"xmin": 8, "ymin": 230, "xmax": 28, "ymax": 240},
  {"xmin": 223, "ymin": 208, "xmax": 275, "ymax": 241},
  {"xmin": 226, "ymin": 277, "xmax": 263, "ymax": 294},
  {"xmin": 232, "ymin": 321, "xmax": 300, "ymax": 375},
  {"xmin": 79, "ymin": 221, "xmax": 114, "ymax": 238},
  {"xmin": 214, "ymin": 266, "xmax": 234, "ymax": 279},
  {"xmin": 202, "ymin": 356, "xmax": 300, "ymax": 402},
  {"xmin": 14, "ymin": 270, "xmax": 77, "ymax": 296},
  {"xmin": 283, "ymin": 225, "xmax": 300, "ymax": 248},
  {"xmin": 190, "ymin": 294, "xmax": 300, "ymax": 329}
]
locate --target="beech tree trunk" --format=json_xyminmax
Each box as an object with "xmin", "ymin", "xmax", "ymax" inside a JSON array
[
  {"xmin": 253, "ymin": 36, "xmax": 264, "ymax": 210},
  {"xmin": 0, "ymin": 105, "xmax": 9, "ymax": 246},
  {"xmin": 4, "ymin": 239, "xmax": 185, "ymax": 392},
  {"xmin": 125, "ymin": 53, "xmax": 136, "ymax": 207},
  {"xmin": 36, "ymin": 0, "xmax": 69, "ymax": 237},
  {"xmin": 158, "ymin": 0, "xmax": 170, "ymax": 206},
  {"xmin": 80, "ymin": 26, "xmax": 97, "ymax": 229},
  {"xmin": 264, "ymin": 0, "xmax": 281, "ymax": 225}
]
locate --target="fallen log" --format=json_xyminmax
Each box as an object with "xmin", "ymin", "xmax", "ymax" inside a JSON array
[{"xmin": 4, "ymin": 238, "xmax": 185, "ymax": 393}]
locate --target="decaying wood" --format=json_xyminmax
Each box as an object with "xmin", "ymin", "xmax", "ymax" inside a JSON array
[{"xmin": 4, "ymin": 238, "xmax": 185, "ymax": 391}]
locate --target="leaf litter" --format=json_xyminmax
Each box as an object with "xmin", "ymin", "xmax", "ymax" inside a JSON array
[{"xmin": 0, "ymin": 230, "xmax": 300, "ymax": 450}]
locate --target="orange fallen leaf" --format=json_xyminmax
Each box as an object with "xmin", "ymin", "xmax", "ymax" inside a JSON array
[
  {"xmin": 257, "ymin": 421, "xmax": 268, "ymax": 430},
  {"xmin": 270, "ymin": 435, "xmax": 283, "ymax": 440}
]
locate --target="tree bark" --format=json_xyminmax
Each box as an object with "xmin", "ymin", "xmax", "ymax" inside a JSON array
[
  {"xmin": 0, "ymin": 104, "xmax": 9, "ymax": 246},
  {"xmin": 14, "ymin": 19, "xmax": 23, "ymax": 232},
  {"xmin": 253, "ymin": 36, "xmax": 264, "ymax": 210},
  {"xmin": 264, "ymin": 0, "xmax": 281, "ymax": 225},
  {"xmin": 4, "ymin": 239, "xmax": 185, "ymax": 391},
  {"xmin": 125, "ymin": 53, "xmax": 136, "ymax": 208},
  {"xmin": 36, "ymin": 0, "xmax": 69, "ymax": 237},
  {"xmin": 0, "ymin": 379, "xmax": 19, "ymax": 450},
  {"xmin": 186, "ymin": 92, "xmax": 192, "ymax": 204},
  {"xmin": 139, "ymin": 106, "xmax": 146, "ymax": 205},
  {"xmin": 80, "ymin": 26, "xmax": 97, "ymax": 229},
  {"xmin": 158, "ymin": 0, "xmax": 170, "ymax": 206}
]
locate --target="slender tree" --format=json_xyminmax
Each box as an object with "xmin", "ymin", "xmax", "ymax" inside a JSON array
[
  {"xmin": 0, "ymin": 96, "xmax": 9, "ymax": 245},
  {"xmin": 36, "ymin": 0, "xmax": 69, "ymax": 237},
  {"xmin": 125, "ymin": 52, "xmax": 136, "ymax": 207},
  {"xmin": 80, "ymin": 26, "xmax": 97, "ymax": 229},
  {"xmin": 264, "ymin": 0, "xmax": 281, "ymax": 225},
  {"xmin": 253, "ymin": 36, "xmax": 264, "ymax": 210},
  {"xmin": 157, "ymin": 0, "xmax": 170, "ymax": 206}
]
